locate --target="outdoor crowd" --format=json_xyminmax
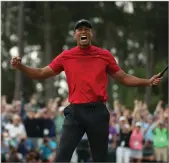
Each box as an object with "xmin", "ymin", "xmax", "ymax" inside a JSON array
[{"xmin": 1, "ymin": 94, "xmax": 168, "ymax": 163}]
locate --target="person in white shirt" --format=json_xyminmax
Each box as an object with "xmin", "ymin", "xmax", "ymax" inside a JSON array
[{"xmin": 5, "ymin": 114, "xmax": 27, "ymax": 140}]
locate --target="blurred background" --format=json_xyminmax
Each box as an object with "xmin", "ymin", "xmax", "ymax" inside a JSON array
[{"xmin": 1, "ymin": 1, "xmax": 168, "ymax": 163}]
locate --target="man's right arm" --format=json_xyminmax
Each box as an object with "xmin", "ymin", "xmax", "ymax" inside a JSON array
[
  {"xmin": 10, "ymin": 56, "xmax": 61, "ymax": 80},
  {"xmin": 17, "ymin": 64, "xmax": 56, "ymax": 80}
]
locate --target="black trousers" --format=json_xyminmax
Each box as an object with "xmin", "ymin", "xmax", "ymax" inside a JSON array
[{"xmin": 55, "ymin": 102, "xmax": 110, "ymax": 162}]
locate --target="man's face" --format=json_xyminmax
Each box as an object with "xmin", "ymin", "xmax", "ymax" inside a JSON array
[
  {"xmin": 135, "ymin": 126, "xmax": 141, "ymax": 132},
  {"xmin": 13, "ymin": 118, "xmax": 20, "ymax": 126},
  {"xmin": 74, "ymin": 25, "xmax": 93, "ymax": 47},
  {"xmin": 159, "ymin": 122, "xmax": 164, "ymax": 128}
]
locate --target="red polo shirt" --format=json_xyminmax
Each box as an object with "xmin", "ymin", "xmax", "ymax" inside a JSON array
[{"xmin": 49, "ymin": 45, "xmax": 121, "ymax": 104}]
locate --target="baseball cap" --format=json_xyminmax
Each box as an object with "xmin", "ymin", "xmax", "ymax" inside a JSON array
[
  {"xmin": 119, "ymin": 116, "xmax": 126, "ymax": 121},
  {"xmin": 74, "ymin": 19, "xmax": 92, "ymax": 31},
  {"xmin": 135, "ymin": 122, "xmax": 142, "ymax": 127},
  {"xmin": 58, "ymin": 106, "xmax": 65, "ymax": 112}
]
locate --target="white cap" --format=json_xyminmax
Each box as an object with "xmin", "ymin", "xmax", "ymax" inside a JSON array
[
  {"xmin": 135, "ymin": 122, "xmax": 142, "ymax": 127},
  {"xmin": 43, "ymin": 129, "xmax": 49, "ymax": 135},
  {"xmin": 58, "ymin": 106, "xmax": 65, "ymax": 112},
  {"xmin": 119, "ymin": 116, "xmax": 126, "ymax": 121}
]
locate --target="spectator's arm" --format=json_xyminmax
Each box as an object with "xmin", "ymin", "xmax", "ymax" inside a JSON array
[
  {"xmin": 151, "ymin": 120, "xmax": 161, "ymax": 132},
  {"xmin": 132, "ymin": 100, "xmax": 141, "ymax": 121},
  {"xmin": 152, "ymin": 113, "xmax": 165, "ymax": 132},
  {"xmin": 112, "ymin": 135, "xmax": 117, "ymax": 148},
  {"xmin": 154, "ymin": 100, "xmax": 163, "ymax": 115},
  {"xmin": 130, "ymin": 119, "xmax": 136, "ymax": 130}
]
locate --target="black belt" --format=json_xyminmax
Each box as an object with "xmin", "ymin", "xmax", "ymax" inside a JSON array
[{"xmin": 70, "ymin": 101, "xmax": 106, "ymax": 107}]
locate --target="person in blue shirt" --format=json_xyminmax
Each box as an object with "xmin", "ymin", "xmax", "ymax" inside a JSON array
[
  {"xmin": 143, "ymin": 115, "xmax": 155, "ymax": 142},
  {"xmin": 40, "ymin": 138, "xmax": 57, "ymax": 161}
]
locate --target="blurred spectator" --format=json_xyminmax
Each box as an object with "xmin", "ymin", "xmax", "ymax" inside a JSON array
[
  {"xmin": 26, "ymin": 155, "xmax": 37, "ymax": 163},
  {"xmin": 110, "ymin": 112, "xmax": 120, "ymax": 134},
  {"xmin": 39, "ymin": 137, "xmax": 57, "ymax": 162},
  {"xmin": 142, "ymin": 114, "xmax": 154, "ymax": 142},
  {"xmin": 1, "ymin": 134, "xmax": 9, "ymax": 153},
  {"xmin": 129, "ymin": 122, "xmax": 143, "ymax": 163},
  {"xmin": 6, "ymin": 146, "xmax": 23, "ymax": 162},
  {"xmin": 1, "ymin": 95, "xmax": 168, "ymax": 163},
  {"xmin": 1, "ymin": 134, "xmax": 9, "ymax": 162},
  {"xmin": 2, "ymin": 130, "xmax": 10, "ymax": 150},
  {"xmin": 116, "ymin": 117, "xmax": 131, "ymax": 163},
  {"xmin": 55, "ymin": 106, "xmax": 65, "ymax": 143},
  {"xmin": 26, "ymin": 150, "xmax": 42, "ymax": 163},
  {"xmin": 17, "ymin": 136, "xmax": 34, "ymax": 160},
  {"xmin": 24, "ymin": 95, "xmax": 40, "ymax": 113},
  {"xmin": 153, "ymin": 120, "xmax": 168, "ymax": 162},
  {"xmin": 142, "ymin": 140, "xmax": 155, "ymax": 163},
  {"xmin": 108, "ymin": 114, "xmax": 118, "ymax": 158},
  {"xmin": 109, "ymin": 113, "xmax": 118, "ymax": 147},
  {"xmin": 163, "ymin": 106, "xmax": 168, "ymax": 128},
  {"xmin": 5, "ymin": 114, "xmax": 27, "ymax": 141}
]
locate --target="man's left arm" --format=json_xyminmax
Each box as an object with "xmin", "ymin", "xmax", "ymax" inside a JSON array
[{"xmin": 111, "ymin": 70, "xmax": 162, "ymax": 87}]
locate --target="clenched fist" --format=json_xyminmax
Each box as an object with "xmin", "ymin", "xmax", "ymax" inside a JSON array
[{"xmin": 10, "ymin": 56, "xmax": 22, "ymax": 69}]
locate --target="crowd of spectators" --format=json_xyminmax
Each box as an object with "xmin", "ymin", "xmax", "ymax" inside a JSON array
[
  {"xmin": 1, "ymin": 94, "xmax": 168, "ymax": 163},
  {"xmin": 108, "ymin": 100, "xmax": 168, "ymax": 163}
]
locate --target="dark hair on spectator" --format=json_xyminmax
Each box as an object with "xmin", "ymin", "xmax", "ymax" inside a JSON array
[
  {"xmin": 43, "ymin": 137, "xmax": 48, "ymax": 144},
  {"xmin": 26, "ymin": 151, "xmax": 37, "ymax": 162}
]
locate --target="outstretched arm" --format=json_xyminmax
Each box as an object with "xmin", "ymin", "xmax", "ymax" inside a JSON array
[
  {"xmin": 111, "ymin": 70, "xmax": 162, "ymax": 87},
  {"xmin": 17, "ymin": 64, "xmax": 55, "ymax": 80},
  {"xmin": 10, "ymin": 56, "xmax": 57, "ymax": 80}
]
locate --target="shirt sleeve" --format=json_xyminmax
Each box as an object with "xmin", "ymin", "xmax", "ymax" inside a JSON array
[
  {"xmin": 48, "ymin": 52, "xmax": 65, "ymax": 75},
  {"xmin": 21, "ymin": 124, "xmax": 27, "ymax": 137},
  {"xmin": 106, "ymin": 51, "xmax": 121, "ymax": 75}
]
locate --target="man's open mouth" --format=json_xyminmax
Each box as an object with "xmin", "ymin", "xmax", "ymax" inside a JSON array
[{"xmin": 80, "ymin": 36, "xmax": 88, "ymax": 41}]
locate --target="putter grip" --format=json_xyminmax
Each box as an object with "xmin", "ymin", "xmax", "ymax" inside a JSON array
[{"xmin": 159, "ymin": 65, "xmax": 168, "ymax": 77}]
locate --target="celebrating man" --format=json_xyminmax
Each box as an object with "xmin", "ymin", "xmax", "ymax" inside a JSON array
[{"xmin": 10, "ymin": 19, "xmax": 162, "ymax": 162}]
